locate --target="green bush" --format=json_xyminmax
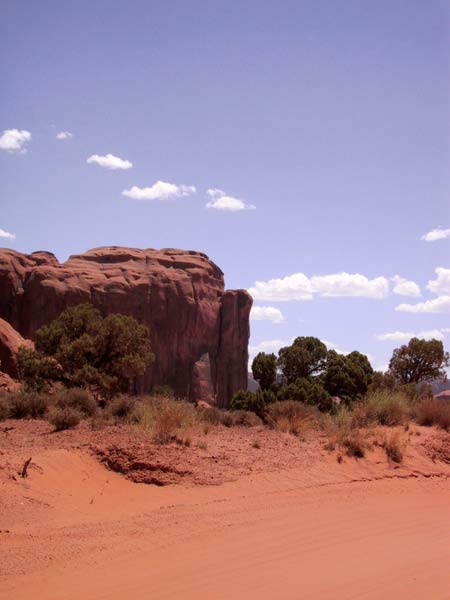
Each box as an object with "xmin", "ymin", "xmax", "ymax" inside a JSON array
[{"xmin": 230, "ymin": 390, "xmax": 266, "ymax": 418}]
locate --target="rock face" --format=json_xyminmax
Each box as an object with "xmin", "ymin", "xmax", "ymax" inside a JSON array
[
  {"xmin": 0, "ymin": 247, "xmax": 252, "ymax": 407},
  {"xmin": 0, "ymin": 318, "xmax": 34, "ymax": 379}
]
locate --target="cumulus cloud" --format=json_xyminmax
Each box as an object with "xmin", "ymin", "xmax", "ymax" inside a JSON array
[
  {"xmin": 87, "ymin": 153, "xmax": 132, "ymax": 170},
  {"xmin": 122, "ymin": 181, "xmax": 196, "ymax": 201},
  {"xmin": 248, "ymin": 272, "xmax": 388, "ymax": 301},
  {"xmin": 376, "ymin": 329, "xmax": 449, "ymax": 342},
  {"xmin": 56, "ymin": 131, "xmax": 73, "ymax": 140},
  {"xmin": 421, "ymin": 227, "xmax": 450, "ymax": 242},
  {"xmin": 395, "ymin": 296, "xmax": 450, "ymax": 314},
  {"xmin": 321, "ymin": 340, "xmax": 349, "ymax": 355},
  {"xmin": 206, "ymin": 188, "xmax": 255, "ymax": 212},
  {"xmin": 0, "ymin": 129, "xmax": 31, "ymax": 153},
  {"xmin": 0, "ymin": 228, "xmax": 16, "ymax": 240},
  {"xmin": 391, "ymin": 275, "xmax": 421, "ymax": 297},
  {"xmin": 427, "ymin": 267, "xmax": 450, "ymax": 295},
  {"xmin": 248, "ymin": 339, "xmax": 288, "ymax": 360},
  {"xmin": 250, "ymin": 306, "xmax": 285, "ymax": 324}
]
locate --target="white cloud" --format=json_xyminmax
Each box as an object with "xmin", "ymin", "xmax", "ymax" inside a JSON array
[
  {"xmin": 0, "ymin": 129, "xmax": 31, "ymax": 153},
  {"xmin": 310, "ymin": 273, "xmax": 388, "ymax": 298},
  {"xmin": 248, "ymin": 339, "xmax": 288, "ymax": 359},
  {"xmin": 376, "ymin": 329, "xmax": 449, "ymax": 342},
  {"xmin": 87, "ymin": 153, "xmax": 132, "ymax": 170},
  {"xmin": 421, "ymin": 227, "xmax": 450, "ymax": 242},
  {"xmin": 206, "ymin": 188, "xmax": 255, "ymax": 212},
  {"xmin": 56, "ymin": 131, "xmax": 73, "ymax": 140},
  {"xmin": 391, "ymin": 275, "xmax": 421, "ymax": 297},
  {"xmin": 427, "ymin": 267, "xmax": 450, "ymax": 295},
  {"xmin": 248, "ymin": 271, "xmax": 388, "ymax": 301},
  {"xmin": 250, "ymin": 306, "xmax": 285, "ymax": 324},
  {"xmin": 0, "ymin": 228, "xmax": 16, "ymax": 240},
  {"xmin": 122, "ymin": 181, "xmax": 196, "ymax": 201},
  {"xmin": 395, "ymin": 296, "xmax": 450, "ymax": 314}
]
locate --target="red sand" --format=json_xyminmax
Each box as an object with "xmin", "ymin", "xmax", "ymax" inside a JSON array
[{"xmin": 1, "ymin": 420, "xmax": 449, "ymax": 599}]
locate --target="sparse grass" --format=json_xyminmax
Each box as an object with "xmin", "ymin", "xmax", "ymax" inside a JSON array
[
  {"xmin": 196, "ymin": 440, "xmax": 207, "ymax": 450},
  {"xmin": 47, "ymin": 406, "xmax": 81, "ymax": 431},
  {"xmin": 416, "ymin": 398, "xmax": 450, "ymax": 431},
  {"xmin": 383, "ymin": 432, "xmax": 403, "ymax": 463}
]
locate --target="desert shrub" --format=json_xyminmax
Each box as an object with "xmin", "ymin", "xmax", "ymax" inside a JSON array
[
  {"xmin": 0, "ymin": 393, "xmax": 11, "ymax": 420},
  {"xmin": 266, "ymin": 400, "xmax": 316, "ymax": 435},
  {"xmin": 132, "ymin": 396, "xmax": 196, "ymax": 444},
  {"xmin": 107, "ymin": 394, "xmax": 136, "ymax": 419},
  {"xmin": 55, "ymin": 388, "xmax": 98, "ymax": 417},
  {"xmin": 277, "ymin": 379, "xmax": 333, "ymax": 412},
  {"xmin": 352, "ymin": 391, "xmax": 409, "ymax": 427},
  {"xmin": 383, "ymin": 432, "xmax": 403, "ymax": 463},
  {"xmin": 7, "ymin": 391, "xmax": 50, "ymax": 419},
  {"xmin": 48, "ymin": 406, "xmax": 81, "ymax": 431},
  {"xmin": 230, "ymin": 390, "xmax": 266, "ymax": 418},
  {"xmin": 416, "ymin": 398, "xmax": 450, "ymax": 431},
  {"xmin": 197, "ymin": 406, "xmax": 227, "ymax": 426},
  {"xmin": 231, "ymin": 410, "xmax": 262, "ymax": 427},
  {"xmin": 152, "ymin": 385, "xmax": 175, "ymax": 398}
]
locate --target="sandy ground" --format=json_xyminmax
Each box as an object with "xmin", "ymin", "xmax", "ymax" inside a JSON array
[{"xmin": 0, "ymin": 420, "xmax": 449, "ymax": 599}]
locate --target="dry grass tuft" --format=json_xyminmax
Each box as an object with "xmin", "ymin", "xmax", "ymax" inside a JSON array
[
  {"xmin": 383, "ymin": 432, "xmax": 403, "ymax": 463},
  {"xmin": 266, "ymin": 401, "xmax": 316, "ymax": 436},
  {"xmin": 416, "ymin": 398, "xmax": 450, "ymax": 431},
  {"xmin": 132, "ymin": 396, "xmax": 197, "ymax": 444}
]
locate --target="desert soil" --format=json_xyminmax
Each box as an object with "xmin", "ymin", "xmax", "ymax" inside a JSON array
[{"xmin": 0, "ymin": 420, "xmax": 449, "ymax": 599}]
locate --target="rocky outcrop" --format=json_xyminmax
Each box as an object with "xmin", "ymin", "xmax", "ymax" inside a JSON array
[
  {"xmin": 0, "ymin": 247, "xmax": 252, "ymax": 407},
  {"xmin": 0, "ymin": 318, "xmax": 34, "ymax": 379}
]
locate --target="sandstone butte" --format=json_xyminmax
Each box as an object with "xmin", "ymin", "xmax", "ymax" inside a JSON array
[{"xmin": 0, "ymin": 246, "xmax": 252, "ymax": 407}]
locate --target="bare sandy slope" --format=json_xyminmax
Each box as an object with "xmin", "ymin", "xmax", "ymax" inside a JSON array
[{"xmin": 1, "ymin": 423, "xmax": 449, "ymax": 599}]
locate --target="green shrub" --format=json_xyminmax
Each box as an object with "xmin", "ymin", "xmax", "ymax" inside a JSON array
[
  {"xmin": 152, "ymin": 385, "xmax": 175, "ymax": 398},
  {"xmin": 48, "ymin": 406, "xmax": 81, "ymax": 430},
  {"xmin": 230, "ymin": 390, "xmax": 266, "ymax": 418}
]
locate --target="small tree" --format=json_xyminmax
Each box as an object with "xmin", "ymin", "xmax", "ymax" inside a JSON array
[
  {"xmin": 277, "ymin": 337, "xmax": 328, "ymax": 384},
  {"xmin": 323, "ymin": 350, "xmax": 373, "ymax": 403},
  {"xmin": 388, "ymin": 338, "xmax": 449, "ymax": 384},
  {"xmin": 20, "ymin": 304, "xmax": 154, "ymax": 399},
  {"xmin": 252, "ymin": 352, "xmax": 277, "ymax": 390}
]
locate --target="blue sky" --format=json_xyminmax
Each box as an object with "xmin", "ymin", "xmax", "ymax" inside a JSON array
[{"xmin": 1, "ymin": 0, "xmax": 449, "ymax": 372}]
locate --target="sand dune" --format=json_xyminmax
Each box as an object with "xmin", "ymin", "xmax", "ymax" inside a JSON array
[{"xmin": 1, "ymin": 431, "xmax": 449, "ymax": 600}]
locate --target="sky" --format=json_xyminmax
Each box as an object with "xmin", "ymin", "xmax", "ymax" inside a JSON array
[{"xmin": 1, "ymin": 0, "xmax": 449, "ymax": 373}]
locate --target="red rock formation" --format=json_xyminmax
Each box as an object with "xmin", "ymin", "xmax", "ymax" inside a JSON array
[
  {"xmin": 0, "ymin": 318, "xmax": 34, "ymax": 379},
  {"xmin": 0, "ymin": 247, "xmax": 252, "ymax": 407}
]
